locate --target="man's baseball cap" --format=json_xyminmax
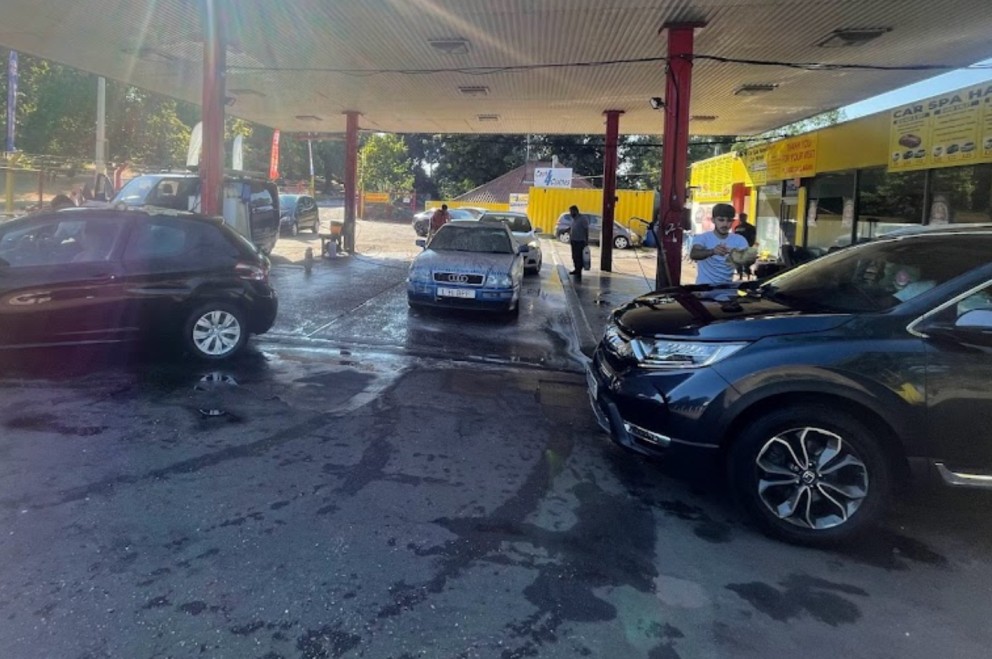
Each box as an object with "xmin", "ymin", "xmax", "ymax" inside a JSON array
[{"xmin": 712, "ymin": 203, "xmax": 735, "ymax": 219}]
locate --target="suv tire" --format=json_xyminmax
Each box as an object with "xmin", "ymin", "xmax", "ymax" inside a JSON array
[
  {"xmin": 557, "ymin": 231, "xmax": 570, "ymax": 243},
  {"xmin": 729, "ymin": 404, "xmax": 892, "ymax": 546}
]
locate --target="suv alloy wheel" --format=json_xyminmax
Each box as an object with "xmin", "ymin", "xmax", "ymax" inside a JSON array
[{"xmin": 729, "ymin": 404, "xmax": 893, "ymax": 546}]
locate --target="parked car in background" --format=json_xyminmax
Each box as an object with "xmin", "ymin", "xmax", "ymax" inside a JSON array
[
  {"xmin": 277, "ymin": 193, "xmax": 321, "ymax": 235},
  {"xmin": 0, "ymin": 207, "xmax": 278, "ymax": 361},
  {"xmin": 407, "ymin": 220, "xmax": 528, "ymax": 315},
  {"xmin": 554, "ymin": 212, "xmax": 641, "ymax": 249},
  {"xmin": 412, "ymin": 208, "xmax": 477, "ymax": 237},
  {"xmin": 478, "ymin": 211, "xmax": 543, "ymax": 274},
  {"xmin": 457, "ymin": 206, "xmax": 488, "ymax": 219},
  {"xmin": 112, "ymin": 172, "xmax": 280, "ymax": 255},
  {"xmin": 588, "ymin": 226, "xmax": 992, "ymax": 546}
]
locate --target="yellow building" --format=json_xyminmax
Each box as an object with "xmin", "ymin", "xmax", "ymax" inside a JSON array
[{"xmin": 690, "ymin": 80, "xmax": 992, "ymax": 260}]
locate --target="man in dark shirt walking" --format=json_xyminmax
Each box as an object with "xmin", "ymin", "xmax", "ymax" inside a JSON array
[
  {"xmin": 567, "ymin": 205, "xmax": 589, "ymax": 280},
  {"xmin": 733, "ymin": 212, "xmax": 757, "ymax": 279}
]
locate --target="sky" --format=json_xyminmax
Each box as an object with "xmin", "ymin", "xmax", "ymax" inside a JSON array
[{"xmin": 840, "ymin": 58, "xmax": 992, "ymax": 119}]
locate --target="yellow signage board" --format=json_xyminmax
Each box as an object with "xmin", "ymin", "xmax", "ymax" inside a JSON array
[
  {"xmin": 743, "ymin": 144, "xmax": 769, "ymax": 186},
  {"xmin": 363, "ymin": 192, "xmax": 390, "ymax": 203},
  {"xmin": 766, "ymin": 134, "xmax": 818, "ymax": 180},
  {"xmin": 888, "ymin": 82, "xmax": 992, "ymax": 172},
  {"xmin": 690, "ymin": 153, "xmax": 735, "ymax": 202}
]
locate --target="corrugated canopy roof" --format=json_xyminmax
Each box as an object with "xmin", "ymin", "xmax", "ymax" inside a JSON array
[{"xmin": 1, "ymin": 0, "xmax": 990, "ymax": 136}]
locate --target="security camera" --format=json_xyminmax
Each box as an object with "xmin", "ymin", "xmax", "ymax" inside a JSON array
[{"xmin": 649, "ymin": 97, "xmax": 665, "ymax": 110}]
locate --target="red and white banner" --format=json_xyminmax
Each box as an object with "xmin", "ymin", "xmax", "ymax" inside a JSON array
[{"xmin": 268, "ymin": 129, "xmax": 281, "ymax": 180}]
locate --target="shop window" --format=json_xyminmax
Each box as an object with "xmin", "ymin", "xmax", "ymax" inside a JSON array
[
  {"xmin": 930, "ymin": 164, "xmax": 992, "ymax": 224},
  {"xmin": 857, "ymin": 168, "xmax": 925, "ymax": 241},
  {"xmin": 806, "ymin": 171, "xmax": 856, "ymax": 250},
  {"xmin": 754, "ymin": 184, "xmax": 784, "ymax": 260}
]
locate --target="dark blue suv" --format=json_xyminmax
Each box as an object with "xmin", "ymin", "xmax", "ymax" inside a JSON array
[{"xmin": 589, "ymin": 226, "xmax": 992, "ymax": 546}]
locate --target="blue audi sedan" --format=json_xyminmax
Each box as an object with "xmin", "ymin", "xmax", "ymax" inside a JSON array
[{"xmin": 407, "ymin": 221, "xmax": 527, "ymax": 316}]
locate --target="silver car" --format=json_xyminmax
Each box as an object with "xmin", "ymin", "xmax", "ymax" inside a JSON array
[
  {"xmin": 554, "ymin": 212, "xmax": 641, "ymax": 249},
  {"xmin": 479, "ymin": 211, "xmax": 543, "ymax": 274}
]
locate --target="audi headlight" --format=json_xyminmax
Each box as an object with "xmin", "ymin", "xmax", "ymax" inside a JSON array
[
  {"xmin": 408, "ymin": 268, "xmax": 432, "ymax": 284},
  {"xmin": 630, "ymin": 339, "xmax": 747, "ymax": 369},
  {"xmin": 486, "ymin": 273, "xmax": 512, "ymax": 288},
  {"xmin": 528, "ymin": 240, "xmax": 540, "ymax": 250}
]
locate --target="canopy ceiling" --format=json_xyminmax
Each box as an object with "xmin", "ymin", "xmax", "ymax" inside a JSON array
[{"xmin": 1, "ymin": 0, "xmax": 990, "ymax": 136}]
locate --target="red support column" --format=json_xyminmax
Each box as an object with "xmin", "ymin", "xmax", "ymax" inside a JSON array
[
  {"xmin": 343, "ymin": 111, "xmax": 360, "ymax": 253},
  {"xmin": 600, "ymin": 110, "xmax": 624, "ymax": 272},
  {"xmin": 656, "ymin": 23, "xmax": 703, "ymax": 289},
  {"xmin": 200, "ymin": 0, "xmax": 227, "ymax": 217}
]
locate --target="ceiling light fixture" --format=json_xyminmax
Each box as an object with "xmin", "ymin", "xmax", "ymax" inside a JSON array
[
  {"xmin": 295, "ymin": 115, "xmax": 323, "ymax": 122},
  {"xmin": 477, "ymin": 114, "xmax": 500, "ymax": 122},
  {"xmin": 734, "ymin": 83, "xmax": 778, "ymax": 96},
  {"xmin": 690, "ymin": 115, "xmax": 717, "ymax": 122},
  {"xmin": 429, "ymin": 38, "xmax": 471, "ymax": 55},
  {"xmin": 816, "ymin": 27, "xmax": 891, "ymax": 48},
  {"xmin": 458, "ymin": 86, "xmax": 490, "ymax": 96}
]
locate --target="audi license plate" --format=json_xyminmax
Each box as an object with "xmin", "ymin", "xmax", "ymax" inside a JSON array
[{"xmin": 437, "ymin": 287, "xmax": 475, "ymax": 299}]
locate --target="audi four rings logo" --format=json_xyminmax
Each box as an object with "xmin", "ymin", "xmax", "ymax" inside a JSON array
[{"xmin": 447, "ymin": 274, "xmax": 470, "ymax": 283}]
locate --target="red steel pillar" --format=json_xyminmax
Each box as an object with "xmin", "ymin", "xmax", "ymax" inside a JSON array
[
  {"xmin": 656, "ymin": 23, "xmax": 703, "ymax": 289},
  {"xmin": 600, "ymin": 110, "xmax": 624, "ymax": 272},
  {"xmin": 343, "ymin": 111, "xmax": 360, "ymax": 253},
  {"xmin": 200, "ymin": 0, "xmax": 227, "ymax": 217}
]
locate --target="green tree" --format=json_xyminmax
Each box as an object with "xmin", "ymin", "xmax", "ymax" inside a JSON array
[{"xmin": 359, "ymin": 133, "xmax": 413, "ymax": 193}]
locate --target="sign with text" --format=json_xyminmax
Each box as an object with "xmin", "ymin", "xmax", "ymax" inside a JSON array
[
  {"xmin": 888, "ymin": 82, "xmax": 992, "ymax": 172},
  {"xmin": 509, "ymin": 193, "xmax": 529, "ymax": 212},
  {"xmin": 766, "ymin": 134, "xmax": 818, "ymax": 180},
  {"xmin": 533, "ymin": 167, "xmax": 573, "ymax": 188},
  {"xmin": 743, "ymin": 144, "xmax": 769, "ymax": 186},
  {"xmin": 690, "ymin": 153, "xmax": 735, "ymax": 203}
]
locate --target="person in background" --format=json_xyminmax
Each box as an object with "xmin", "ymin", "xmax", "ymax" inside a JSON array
[
  {"xmin": 567, "ymin": 204, "xmax": 589, "ymax": 279},
  {"xmin": 49, "ymin": 194, "xmax": 77, "ymax": 210},
  {"xmin": 733, "ymin": 212, "xmax": 757, "ymax": 279},
  {"xmin": 690, "ymin": 203, "xmax": 750, "ymax": 285},
  {"xmin": 429, "ymin": 204, "xmax": 451, "ymax": 238}
]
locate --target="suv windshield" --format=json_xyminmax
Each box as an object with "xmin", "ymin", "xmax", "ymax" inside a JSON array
[{"xmin": 759, "ymin": 234, "xmax": 992, "ymax": 313}]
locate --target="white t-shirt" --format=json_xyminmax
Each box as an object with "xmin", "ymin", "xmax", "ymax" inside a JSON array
[{"xmin": 692, "ymin": 231, "xmax": 749, "ymax": 285}]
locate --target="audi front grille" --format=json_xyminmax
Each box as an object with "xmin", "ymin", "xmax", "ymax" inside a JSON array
[{"xmin": 433, "ymin": 272, "xmax": 485, "ymax": 286}]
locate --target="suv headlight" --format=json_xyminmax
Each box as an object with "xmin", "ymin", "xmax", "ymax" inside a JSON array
[{"xmin": 629, "ymin": 339, "xmax": 747, "ymax": 369}]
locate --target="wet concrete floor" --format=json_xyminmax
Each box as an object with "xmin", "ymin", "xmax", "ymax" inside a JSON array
[{"xmin": 2, "ymin": 218, "xmax": 992, "ymax": 658}]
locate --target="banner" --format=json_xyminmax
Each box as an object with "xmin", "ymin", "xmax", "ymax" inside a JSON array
[
  {"xmin": 186, "ymin": 122, "xmax": 202, "ymax": 167},
  {"xmin": 509, "ymin": 193, "xmax": 528, "ymax": 212},
  {"xmin": 6, "ymin": 52, "xmax": 16, "ymax": 152},
  {"xmin": 231, "ymin": 134, "xmax": 243, "ymax": 171},
  {"xmin": 269, "ymin": 129, "xmax": 281, "ymax": 180},
  {"xmin": 889, "ymin": 82, "xmax": 992, "ymax": 172}
]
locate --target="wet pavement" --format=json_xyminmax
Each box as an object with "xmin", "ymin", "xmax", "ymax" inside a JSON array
[{"xmin": 2, "ymin": 217, "xmax": 992, "ymax": 658}]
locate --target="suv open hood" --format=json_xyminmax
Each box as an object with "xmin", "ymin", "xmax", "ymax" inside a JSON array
[{"xmin": 613, "ymin": 286, "xmax": 851, "ymax": 341}]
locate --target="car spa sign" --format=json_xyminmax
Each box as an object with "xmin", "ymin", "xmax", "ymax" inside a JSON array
[{"xmin": 889, "ymin": 82, "xmax": 992, "ymax": 172}]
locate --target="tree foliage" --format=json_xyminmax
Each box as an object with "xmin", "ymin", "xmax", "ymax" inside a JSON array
[{"xmin": 359, "ymin": 133, "xmax": 414, "ymax": 192}]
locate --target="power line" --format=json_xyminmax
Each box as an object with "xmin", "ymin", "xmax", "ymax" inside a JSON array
[{"xmin": 227, "ymin": 54, "xmax": 992, "ymax": 77}]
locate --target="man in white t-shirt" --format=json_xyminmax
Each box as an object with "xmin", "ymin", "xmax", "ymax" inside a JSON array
[{"xmin": 690, "ymin": 203, "xmax": 751, "ymax": 285}]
